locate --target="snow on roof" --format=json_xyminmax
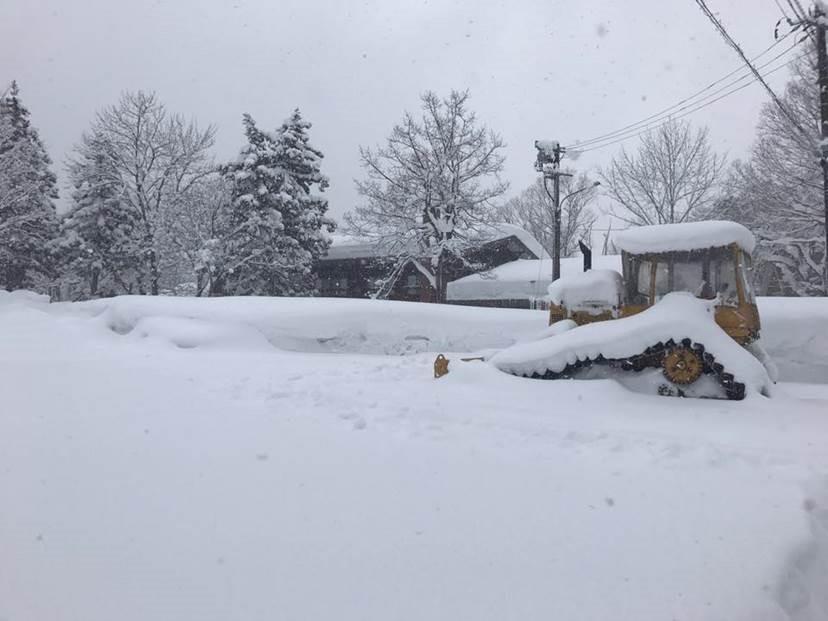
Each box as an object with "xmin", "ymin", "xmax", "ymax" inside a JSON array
[
  {"xmin": 614, "ymin": 221, "xmax": 756, "ymax": 255},
  {"xmin": 323, "ymin": 235, "xmax": 396, "ymax": 260},
  {"xmin": 475, "ymin": 223, "xmax": 550, "ymax": 260},
  {"xmin": 324, "ymin": 224, "xmax": 548, "ymax": 261},
  {"xmin": 547, "ymin": 269, "xmax": 623, "ymax": 308},
  {"xmin": 490, "ymin": 292, "xmax": 772, "ymax": 397},
  {"xmin": 447, "ymin": 255, "xmax": 622, "ymax": 301}
]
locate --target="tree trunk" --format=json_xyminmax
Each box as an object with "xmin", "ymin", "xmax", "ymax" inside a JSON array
[
  {"xmin": 210, "ymin": 274, "xmax": 226, "ymax": 297},
  {"xmin": 90, "ymin": 268, "xmax": 99, "ymax": 297},
  {"xmin": 434, "ymin": 252, "xmax": 447, "ymax": 303}
]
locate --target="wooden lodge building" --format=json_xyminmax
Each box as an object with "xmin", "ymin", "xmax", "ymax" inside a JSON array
[{"xmin": 318, "ymin": 225, "xmax": 549, "ymax": 303}]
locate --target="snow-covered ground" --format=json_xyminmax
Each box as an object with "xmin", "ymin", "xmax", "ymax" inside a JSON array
[{"xmin": 2, "ymin": 291, "xmax": 828, "ymax": 621}]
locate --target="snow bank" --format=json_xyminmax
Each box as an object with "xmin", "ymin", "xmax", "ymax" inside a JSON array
[
  {"xmin": 547, "ymin": 269, "xmax": 623, "ymax": 310},
  {"xmin": 758, "ymin": 297, "xmax": 828, "ymax": 383},
  {"xmin": 71, "ymin": 295, "xmax": 547, "ymax": 355},
  {"xmin": 126, "ymin": 316, "xmax": 274, "ymax": 351},
  {"xmin": 13, "ymin": 290, "xmax": 828, "ymax": 385},
  {"xmin": 491, "ymin": 292, "xmax": 772, "ymax": 397},
  {"xmin": 614, "ymin": 220, "xmax": 756, "ymax": 255},
  {"xmin": 0, "ymin": 289, "xmax": 50, "ymax": 306}
]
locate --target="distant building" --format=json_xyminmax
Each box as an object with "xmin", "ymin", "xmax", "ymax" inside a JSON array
[
  {"xmin": 318, "ymin": 224, "xmax": 549, "ymax": 302},
  {"xmin": 447, "ymin": 254, "xmax": 623, "ymax": 309}
]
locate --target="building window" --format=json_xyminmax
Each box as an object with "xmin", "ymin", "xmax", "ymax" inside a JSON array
[
  {"xmin": 406, "ymin": 274, "xmax": 419, "ymax": 293},
  {"xmin": 321, "ymin": 276, "xmax": 349, "ymax": 296}
]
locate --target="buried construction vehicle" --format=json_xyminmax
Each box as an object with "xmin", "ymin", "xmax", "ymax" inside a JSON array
[{"xmin": 435, "ymin": 220, "xmax": 774, "ymax": 400}]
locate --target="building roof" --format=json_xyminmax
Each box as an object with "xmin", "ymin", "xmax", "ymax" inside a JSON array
[
  {"xmin": 470, "ymin": 223, "xmax": 551, "ymax": 261},
  {"xmin": 447, "ymin": 255, "xmax": 623, "ymax": 301},
  {"xmin": 322, "ymin": 224, "xmax": 548, "ymax": 262},
  {"xmin": 323, "ymin": 235, "xmax": 394, "ymax": 261},
  {"xmin": 614, "ymin": 221, "xmax": 756, "ymax": 255}
]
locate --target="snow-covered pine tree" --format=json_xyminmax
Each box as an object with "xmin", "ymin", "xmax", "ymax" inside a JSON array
[
  {"xmin": 222, "ymin": 111, "xmax": 334, "ymax": 296},
  {"xmin": 0, "ymin": 81, "xmax": 59, "ymax": 291},
  {"xmin": 222, "ymin": 115, "xmax": 289, "ymax": 295},
  {"xmin": 57, "ymin": 139, "xmax": 144, "ymax": 298},
  {"xmin": 272, "ymin": 109, "xmax": 335, "ymax": 295}
]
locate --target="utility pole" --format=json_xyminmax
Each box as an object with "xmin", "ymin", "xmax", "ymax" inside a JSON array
[
  {"xmin": 815, "ymin": 3, "xmax": 828, "ymax": 293},
  {"xmin": 552, "ymin": 155, "xmax": 562, "ymax": 280},
  {"xmin": 534, "ymin": 140, "xmax": 571, "ymax": 280}
]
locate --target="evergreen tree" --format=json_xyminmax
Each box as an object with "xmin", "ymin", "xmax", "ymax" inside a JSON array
[
  {"xmin": 0, "ymin": 81, "xmax": 59, "ymax": 290},
  {"xmin": 57, "ymin": 139, "xmax": 144, "ymax": 297},
  {"xmin": 273, "ymin": 109, "xmax": 335, "ymax": 295},
  {"xmin": 223, "ymin": 111, "xmax": 334, "ymax": 296}
]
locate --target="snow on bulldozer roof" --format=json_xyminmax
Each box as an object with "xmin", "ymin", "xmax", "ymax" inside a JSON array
[
  {"xmin": 490, "ymin": 292, "xmax": 771, "ymax": 398},
  {"xmin": 614, "ymin": 220, "xmax": 756, "ymax": 255},
  {"xmin": 547, "ymin": 269, "xmax": 622, "ymax": 309}
]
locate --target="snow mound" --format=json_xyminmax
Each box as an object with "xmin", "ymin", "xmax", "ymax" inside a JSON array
[
  {"xmin": 547, "ymin": 269, "xmax": 623, "ymax": 310},
  {"xmin": 0, "ymin": 289, "xmax": 50, "ymax": 306},
  {"xmin": 533, "ymin": 319, "xmax": 577, "ymax": 340},
  {"xmin": 759, "ymin": 297, "xmax": 828, "ymax": 383},
  {"xmin": 615, "ymin": 220, "xmax": 756, "ymax": 255},
  {"xmin": 125, "ymin": 316, "xmax": 274, "ymax": 351},
  {"xmin": 490, "ymin": 292, "xmax": 772, "ymax": 397},
  {"xmin": 76, "ymin": 295, "xmax": 547, "ymax": 355}
]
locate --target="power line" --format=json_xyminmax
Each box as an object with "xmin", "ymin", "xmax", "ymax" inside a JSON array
[
  {"xmin": 571, "ymin": 32, "xmax": 795, "ymax": 147},
  {"xmin": 569, "ymin": 49, "xmax": 805, "ymax": 154},
  {"xmin": 566, "ymin": 39, "xmax": 801, "ymax": 151},
  {"xmin": 693, "ymin": 0, "xmax": 811, "ymax": 138},
  {"xmin": 784, "ymin": 0, "xmax": 818, "ymax": 43},
  {"xmin": 789, "ymin": 0, "xmax": 810, "ymax": 21},
  {"xmin": 773, "ymin": 0, "xmax": 793, "ymax": 20},
  {"xmin": 570, "ymin": 53, "xmax": 805, "ymax": 154}
]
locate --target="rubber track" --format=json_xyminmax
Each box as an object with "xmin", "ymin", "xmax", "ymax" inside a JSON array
[{"xmin": 519, "ymin": 337, "xmax": 746, "ymax": 400}]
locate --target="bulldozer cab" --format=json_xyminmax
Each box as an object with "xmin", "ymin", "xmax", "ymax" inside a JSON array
[
  {"xmin": 621, "ymin": 245, "xmax": 750, "ymax": 306},
  {"xmin": 549, "ymin": 221, "xmax": 760, "ymax": 344},
  {"xmin": 620, "ymin": 243, "xmax": 759, "ymax": 342}
]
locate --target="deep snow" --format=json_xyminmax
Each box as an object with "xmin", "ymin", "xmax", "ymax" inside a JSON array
[{"xmin": 2, "ymin": 292, "xmax": 828, "ymax": 621}]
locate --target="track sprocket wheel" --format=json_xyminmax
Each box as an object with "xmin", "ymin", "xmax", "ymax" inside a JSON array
[{"xmin": 662, "ymin": 347, "xmax": 704, "ymax": 385}]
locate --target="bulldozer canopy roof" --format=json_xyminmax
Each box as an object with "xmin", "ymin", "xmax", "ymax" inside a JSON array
[{"xmin": 615, "ymin": 221, "xmax": 755, "ymax": 256}]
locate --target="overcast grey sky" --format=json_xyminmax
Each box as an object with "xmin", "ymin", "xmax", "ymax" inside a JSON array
[{"xmin": 2, "ymin": 0, "xmax": 795, "ymax": 226}]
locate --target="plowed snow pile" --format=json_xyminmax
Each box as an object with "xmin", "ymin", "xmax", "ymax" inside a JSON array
[{"xmin": 2, "ymin": 292, "xmax": 828, "ymax": 621}]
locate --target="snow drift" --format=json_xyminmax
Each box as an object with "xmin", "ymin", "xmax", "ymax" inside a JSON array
[
  {"xmin": 69, "ymin": 295, "xmax": 548, "ymax": 355},
  {"xmin": 37, "ymin": 292, "xmax": 827, "ymax": 385}
]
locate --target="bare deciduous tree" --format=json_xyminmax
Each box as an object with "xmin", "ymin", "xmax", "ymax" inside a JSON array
[
  {"xmin": 721, "ymin": 50, "xmax": 826, "ymax": 295},
  {"xmin": 497, "ymin": 174, "xmax": 597, "ymax": 258},
  {"xmin": 77, "ymin": 91, "xmax": 216, "ymax": 294},
  {"xmin": 345, "ymin": 90, "xmax": 507, "ymax": 302},
  {"xmin": 600, "ymin": 119, "xmax": 725, "ymax": 226},
  {"xmin": 157, "ymin": 174, "xmax": 232, "ymax": 296}
]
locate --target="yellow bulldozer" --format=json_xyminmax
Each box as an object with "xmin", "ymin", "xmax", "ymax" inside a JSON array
[{"xmin": 435, "ymin": 221, "xmax": 773, "ymax": 400}]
